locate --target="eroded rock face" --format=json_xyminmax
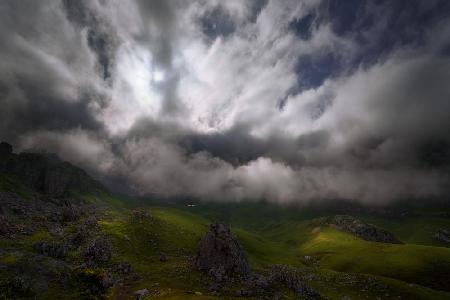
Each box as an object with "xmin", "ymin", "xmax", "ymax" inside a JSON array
[
  {"xmin": 0, "ymin": 142, "xmax": 13, "ymax": 155},
  {"xmin": 0, "ymin": 144, "xmax": 104, "ymax": 197},
  {"xmin": 193, "ymin": 223, "xmax": 250, "ymax": 281},
  {"xmin": 323, "ymin": 215, "xmax": 402, "ymax": 244}
]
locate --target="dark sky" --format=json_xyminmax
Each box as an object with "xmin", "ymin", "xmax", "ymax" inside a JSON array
[{"xmin": 1, "ymin": 0, "xmax": 450, "ymax": 204}]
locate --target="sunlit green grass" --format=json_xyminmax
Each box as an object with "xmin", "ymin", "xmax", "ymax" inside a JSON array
[{"xmin": 299, "ymin": 227, "xmax": 450, "ymax": 290}]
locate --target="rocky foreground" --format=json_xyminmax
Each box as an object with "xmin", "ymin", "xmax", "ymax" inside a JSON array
[{"xmin": 193, "ymin": 222, "xmax": 321, "ymax": 299}]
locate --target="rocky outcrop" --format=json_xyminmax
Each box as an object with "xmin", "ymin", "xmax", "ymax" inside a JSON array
[
  {"xmin": 0, "ymin": 143, "xmax": 104, "ymax": 197},
  {"xmin": 434, "ymin": 229, "xmax": 450, "ymax": 244},
  {"xmin": 0, "ymin": 142, "xmax": 13, "ymax": 155},
  {"xmin": 320, "ymin": 215, "xmax": 402, "ymax": 244},
  {"xmin": 193, "ymin": 223, "xmax": 250, "ymax": 281}
]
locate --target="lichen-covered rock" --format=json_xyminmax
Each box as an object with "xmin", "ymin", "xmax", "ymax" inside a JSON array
[
  {"xmin": 68, "ymin": 225, "xmax": 90, "ymax": 248},
  {"xmin": 116, "ymin": 261, "xmax": 132, "ymax": 274},
  {"xmin": 193, "ymin": 223, "xmax": 250, "ymax": 281},
  {"xmin": 321, "ymin": 215, "xmax": 402, "ymax": 244},
  {"xmin": 269, "ymin": 265, "xmax": 321, "ymax": 299},
  {"xmin": 34, "ymin": 241, "xmax": 68, "ymax": 259},
  {"xmin": 84, "ymin": 237, "xmax": 112, "ymax": 265}
]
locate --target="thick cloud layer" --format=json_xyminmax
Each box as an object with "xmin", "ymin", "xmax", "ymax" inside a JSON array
[{"xmin": 1, "ymin": 0, "xmax": 450, "ymax": 204}]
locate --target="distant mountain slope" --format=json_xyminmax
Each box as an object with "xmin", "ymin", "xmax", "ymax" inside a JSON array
[{"xmin": 0, "ymin": 141, "xmax": 105, "ymax": 197}]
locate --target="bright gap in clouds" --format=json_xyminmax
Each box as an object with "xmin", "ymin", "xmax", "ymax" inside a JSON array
[
  {"xmin": 103, "ymin": 44, "xmax": 164, "ymax": 134},
  {"xmin": 152, "ymin": 70, "xmax": 165, "ymax": 83}
]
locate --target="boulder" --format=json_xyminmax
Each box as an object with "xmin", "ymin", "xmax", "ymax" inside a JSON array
[
  {"xmin": 62, "ymin": 205, "xmax": 82, "ymax": 222},
  {"xmin": 434, "ymin": 229, "xmax": 450, "ymax": 244},
  {"xmin": 68, "ymin": 225, "xmax": 90, "ymax": 248},
  {"xmin": 84, "ymin": 237, "xmax": 112, "ymax": 265},
  {"xmin": 159, "ymin": 253, "xmax": 168, "ymax": 262},
  {"xmin": 193, "ymin": 223, "xmax": 250, "ymax": 281},
  {"xmin": 269, "ymin": 265, "xmax": 320, "ymax": 299},
  {"xmin": 250, "ymin": 274, "xmax": 269, "ymax": 290},
  {"xmin": 132, "ymin": 209, "xmax": 152, "ymax": 221},
  {"xmin": 34, "ymin": 241, "xmax": 68, "ymax": 259},
  {"xmin": 134, "ymin": 288, "xmax": 149, "ymax": 300},
  {"xmin": 116, "ymin": 261, "xmax": 132, "ymax": 274}
]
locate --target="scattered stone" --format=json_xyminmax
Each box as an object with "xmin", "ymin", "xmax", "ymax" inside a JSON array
[
  {"xmin": 101, "ymin": 272, "xmax": 115, "ymax": 289},
  {"xmin": 159, "ymin": 253, "xmax": 168, "ymax": 262},
  {"xmin": 76, "ymin": 268, "xmax": 112, "ymax": 295},
  {"xmin": 132, "ymin": 209, "xmax": 151, "ymax": 221},
  {"xmin": 236, "ymin": 289, "xmax": 255, "ymax": 297},
  {"xmin": 124, "ymin": 234, "xmax": 130, "ymax": 241},
  {"xmin": 34, "ymin": 241, "xmax": 68, "ymax": 259},
  {"xmin": 434, "ymin": 229, "xmax": 450, "ymax": 244},
  {"xmin": 116, "ymin": 261, "xmax": 132, "ymax": 274},
  {"xmin": 250, "ymin": 274, "xmax": 269, "ymax": 290},
  {"xmin": 193, "ymin": 223, "xmax": 250, "ymax": 281},
  {"xmin": 321, "ymin": 215, "xmax": 402, "ymax": 244},
  {"xmin": 4, "ymin": 276, "xmax": 34, "ymax": 298},
  {"xmin": 269, "ymin": 265, "xmax": 321, "ymax": 299},
  {"xmin": 48, "ymin": 225, "xmax": 64, "ymax": 237},
  {"xmin": 134, "ymin": 288, "xmax": 149, "ymax": 299},
  {"xmin": 208, "ymin": 282, "xmax": 222, "ymax": 293},
  {"xmin": 0, "ymin": 216, "xmax": 25, "ymax": 237},
  {"xmin": 62, "ymin": 205, "xmax": 82, "ymax": 222},
  {"xmin": 69, "ymin": 225, "xmax": 90, "ymax": 248},
  {"xmin": 84, "ymin": 237, "xmax": 112, "ymax": 265},
  {"xmin": 83, "ymin": 215, "xmax": 98, "ymax": 228}
]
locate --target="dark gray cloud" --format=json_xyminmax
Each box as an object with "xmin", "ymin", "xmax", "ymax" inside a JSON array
[
  {"xmin": 0, "ymin": 0, "xmax": 107, "ymax": 142},
  {"xmin": 1, "ymin": 0, "xmax": 450, "ymax": 205}
]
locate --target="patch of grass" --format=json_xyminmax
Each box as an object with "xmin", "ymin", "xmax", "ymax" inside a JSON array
[{"xmin": 0, "ymin": 252, "xmax": 18, "ymax": 265}]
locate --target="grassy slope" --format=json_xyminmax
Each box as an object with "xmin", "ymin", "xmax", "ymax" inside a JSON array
[
  {"xmin": 1, "ymin": 176, "xmax": 450, "ymax": 300},
  {"xmin": 299, "ymin": 227, "xmax": 450, "ymax": 290},
  {"xmin": 93, "ymin": 204, "xmax": 450, "ymax": 299}
]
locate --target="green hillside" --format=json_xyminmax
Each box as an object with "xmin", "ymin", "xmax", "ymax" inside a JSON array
[{"xmin": 1, "ymin": 151, "xmax": 450, "ymax": 299}]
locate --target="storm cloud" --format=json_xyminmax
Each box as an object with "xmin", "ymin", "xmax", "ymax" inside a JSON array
[{"xmin": 1, "ymin": 0, "xmax": 450, "ymax": 204}]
